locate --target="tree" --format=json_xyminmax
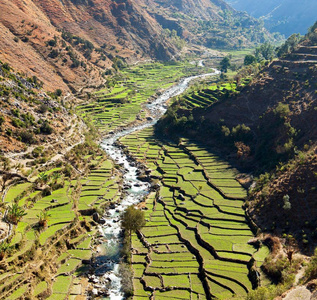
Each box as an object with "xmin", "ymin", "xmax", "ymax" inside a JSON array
[
  {"xmin": 37, "ymin": 210, "xmax": 51, "ymax": 228},
  {"xmin": 38, "ymin": 172, "xmax": 49, "ymax": 185},
  {"xmin": 6, "ymin": 204, "xmax": 26, "ymax": 225},
  {"xmin": 122, "ymin": 206, "xmax": 146, "ymax": 237},
  {"xmin": 220, "ymin": 57, "xmax": 231, "ymax": 73},
  {"xmin": 277, "ymin": 34, "xmax": 302, "ymax": 57},
  {"xmin": 244, "ymin": 54, "xmax": 257, "ymax": 66},
  {"xmin": 283, "ymin": 194, "xmax": 291, "ymax": 210},
  {"xmin": 255, "ymin": 42, "xmax": 275, "ymax": 61}
]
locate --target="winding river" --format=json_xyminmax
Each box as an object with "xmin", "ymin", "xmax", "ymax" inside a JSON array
[{"xmin": 96, "ymin": 68, "xmax": 221, "ymax": 299}]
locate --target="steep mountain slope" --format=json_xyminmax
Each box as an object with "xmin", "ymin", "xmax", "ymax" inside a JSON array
[
  {"xmin": 156, "ymin": 24, "xmax": 317, "ymax": 250},
  {"xmin": 0, "ymin": 61, "xmax": 84, "ymax": 154},
  {"xmin": 0, "ymin": 0, "xmax": 273, "ymax": 92},
  {"xmin": 225, "ymin": 0, "xmax": 317, "ymax": 37},
  {"xmin": 146, "ymin": 0, "xmax": 272, "ymax": 48}
]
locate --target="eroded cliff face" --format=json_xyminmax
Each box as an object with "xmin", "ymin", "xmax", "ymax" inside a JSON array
[
  {"xmin": 0, "ymin": 0, "xmax": 178, "ymax": 91},
  {"xmin": 0, "ymin": 0, "xmax": 272, "ymax": 91}
]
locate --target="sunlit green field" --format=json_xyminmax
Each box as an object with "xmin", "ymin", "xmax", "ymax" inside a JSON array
[{"xmin": 120, "ymin": 127, "xmax": 268, "ymax": 299}]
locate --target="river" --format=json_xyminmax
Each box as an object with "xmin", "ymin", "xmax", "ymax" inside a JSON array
[{"xmin": 94, "ymin": 68, "xmax": 221, "ymax": 299}]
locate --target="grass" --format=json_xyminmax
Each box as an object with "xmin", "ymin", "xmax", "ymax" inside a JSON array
[
  {"xmin": 6, "ymin": 284, "xmax": 29, "ymax": 300},
  {"xmin": 52, "ymin": 275, "xmax": 72, "ymax": 293},
  {"xmin": 39, "ymin": 223, "xmax": 68, "ymax": 245},
  {"xmin": 4, "ymin": 182, "xmax": 32, "ymax": 203},
  {"xmin": 57, "ymin": 258, "xmax": 82, "ymax": 275},
  {"xmin": 33, "ymin": 281, "xmax": 48, "ymax": 296}
]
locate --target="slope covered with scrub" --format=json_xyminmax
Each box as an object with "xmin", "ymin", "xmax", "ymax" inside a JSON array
[{"xmin": 156, "ymin": 24, "xmax": 317, "ymax": 251}]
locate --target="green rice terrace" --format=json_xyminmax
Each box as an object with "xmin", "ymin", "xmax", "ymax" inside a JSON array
[
  {"xmin": 119, "ymin": 127, "xmax": 269, "ymax": 300},
  {"xmin": 77, "ymin": 61, "xmax": 217, "ymax": 133},
  {"xmin": 0, "ymin": 151, "xmax": 120, "ymax": 299}
]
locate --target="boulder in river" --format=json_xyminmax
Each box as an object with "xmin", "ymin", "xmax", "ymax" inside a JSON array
[
  {"xmin": 137, "ymin": 175, "xmax": 150, "ymax": 182},
  {"xmin": 92, "ymin": 212, "xmax": 101, "ymax": 223}
]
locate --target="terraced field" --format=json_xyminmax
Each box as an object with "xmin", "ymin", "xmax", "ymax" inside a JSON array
[
  {"xmin": 120, "ymin": 128, "xmax": 269, "ymax": 299},
  {"xmin": 77, "ymin": 62, "xmax": 215, "ymax": 133},
  {"xmin": 0, "ymin": 154, "xmax": 119, "ymax": 299}
]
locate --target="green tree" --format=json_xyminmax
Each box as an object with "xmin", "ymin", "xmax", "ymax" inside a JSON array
[
  {"xmin": 37, "ymin": 210, "xmax": 51, "ymax": 228},
  {"xmin": 38, "ymin": 172, "xmax": 49, "ymax": 185},
  {"xmin": 220, "ymin": 57, "xmax": 231, "ymax": 73},
  {"xmin": 6, "ymin": 204, "xmax": 26, "ymax": 225},
  {"xmin": 277, "ymin": 34, "xmax": 302, "ymax": 57},
  {"xmin": 122, "ymin": 206, "xmax": 146, "ymax": 237},
  {"xmin": 255, "ymin": 42, "xmax": 275, "ymax": 61},
  {"xmin": 244, "ymin": 54, "xmax": 257, "ymax": 66}
]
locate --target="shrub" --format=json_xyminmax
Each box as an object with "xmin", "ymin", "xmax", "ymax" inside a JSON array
[
  {"xmin": 0, "ymin": 114, "xmax": 5, "ymax": 126},
  {"xmin": 21, "ymin": 36, "xmax": 29, "ymax": 43},
  {"xmin": 49, "ymin": 49, "xmax": 59, "ymax": 59},
  {"xmin": 0, "ymin": 242, "xmax": 11, "ymax": 260},
  {"xmin": 273, "ymin": 103, "xmax": 290, "ymax": 118},
  {"xmin": 304, "ymin": 248, "xmax": 317, "ymax": 281},
  {"xmin": 55, "ymin": 89, "xmax": 62, "ymax": 97},
  {"xmin": 32, "ymin": 146, "xmax": 44, "ymax": 158},
  {"xmin": 39, "ymin": 103, "xmax": 49, "ymax": 114},
  {"xmin": 47, "ymin": 39, "xmax": 57, "ymax": 47},
  {"xmin": 19, "ymin": 130, "xmax": 35, "ymax": 143},
  {"xmin": 40, "ymin": 121, "xmax": 53, "ymax": 134}
]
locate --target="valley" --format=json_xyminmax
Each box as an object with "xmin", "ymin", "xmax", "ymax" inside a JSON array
[{"xmin": 0, "ymin": 1, "xmax": 316, "ymax": 299}]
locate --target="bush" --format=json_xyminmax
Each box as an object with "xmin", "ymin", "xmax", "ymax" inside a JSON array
[
  {"xmin": 49, "ymin": 50, "xmax": 59, "ymax": 59},
  {"xmin": 0, "ymin": 114, "xmax": 5, "ymax": 126},
  {"xmin": 274, "ymin": 103, "xmax": 290, "ymax": 118},
  {"xmin": 47, "ymin": 39, "xmax": 57, "ymax": 47},
  {"xmin": 40, "ymin": 121, "xmax": 53, "ymax": 134},
  {"xmin": 55, "ymin": 89, "xmax": 62, "ymax": 97},
  {"xmin": 39, "ymin": 103, "xmax": 49, "ymax": 114},
  {"xmin": 304, "ymin": 248, "xmax": 317, "ymax": 281},
  {"xmin": 32, "ymin": 146, "xmax": 44, "ymax": 158},
  {"xmin": 19, "ymin": 130, "xmax": 35, "ymax": 143},
  {"xmin": 21, "ymin": 36, "xmax": 29, "ymax": 43}
]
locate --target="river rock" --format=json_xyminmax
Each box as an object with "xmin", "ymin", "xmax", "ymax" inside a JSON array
[
  {"xmin": 82, "ymin": 259, "xmax": 91, "ymax": 265},
  {"xmin": 137, "ymin": 175, "xmax": 150, "ymax": 182},
  {"xmin": 92, "ymin": 288, "xmax": 98, "ymax": 295},
  {"xmin": 92, "ymin": 212, "xmax": 101, "ymax": 223},
  {"xmin": 99, "ymin": 218, "xmax": 106, "ymax": 225},
  {"xmin": 178, "ymin": 193, "xmax": 185, "ymax": 201}
]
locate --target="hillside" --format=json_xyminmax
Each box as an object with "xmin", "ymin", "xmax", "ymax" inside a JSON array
[
  {"xmin": 0, "ymin": 0, "xmax": 274, "ymax": 92},
  {"xmin": 0, "ymin": 61, "xmax": 84, "ymax": 154},
  {"xmin": 156, "ymin": 25, "xmax": 317, "ymax": 250},
  {"xmin": 225, "ymin": 0, "xmax": 317, "ymax": 37}
]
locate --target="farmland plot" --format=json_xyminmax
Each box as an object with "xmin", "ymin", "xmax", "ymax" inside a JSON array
[{"xmin": 120, "ymin": 128, "xmax": 267, "ymax": 299}]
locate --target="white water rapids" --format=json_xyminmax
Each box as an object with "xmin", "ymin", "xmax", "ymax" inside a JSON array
[{"xmin": 96, "ymin": 68, "xmax": 221, "ymax": 299}]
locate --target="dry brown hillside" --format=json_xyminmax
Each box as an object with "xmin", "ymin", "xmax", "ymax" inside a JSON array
[{"xmin": 0, "ymin": 0, "xmax": 273, "ymax": 92}]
